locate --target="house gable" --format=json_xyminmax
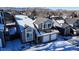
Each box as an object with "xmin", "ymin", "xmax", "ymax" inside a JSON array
[
  {"xmin": 44, "ymin": 20, "xmax": 53, "ymax": 29},
  {"xmin": 38, "ymin": 19, "xmax": 53, "ymax": 30}
]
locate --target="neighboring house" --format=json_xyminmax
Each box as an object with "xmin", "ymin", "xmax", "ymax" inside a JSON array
[
  {"xmin": 65, "ymin": 18, "xmax": 79, "ymax": 35},
  {"xmin": 51, "ymin": 16, "xmax": 65, "ymax": 27},
  {"xmin": 56, "ymin": 23, "xmax": 73, "ymax": 36},
  {"xmin": 50, "ymin": 16, "xmax": 75, "ymax": 35},
  {"xmin": 49, "ymin": 16, "xmax": 71, "ymax": 35},
  {"xmin": 34, "ymin": 17, "xmax": 59, "ymax": 43},
  {"xmin": 56, "ymin": 17, "xmax": 79, "ymax": 36}
]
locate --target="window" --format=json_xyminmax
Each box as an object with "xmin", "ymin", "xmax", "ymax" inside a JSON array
[
  {"xmin": 27, "ymin": 33, "xmax": 32, "ymax": 40},
  {"xmin": 25, "ymin": 27, "xmax": 33, "ymax": 41},
  {"xmin": 45, "ymin": 22, "xmax": 52, "ymax": 29},
  {"xmin": 48, "ymin": 23, "xmax": 52, "ymax": 28},
  {"xmin": 41, "ymin": 20, "xmax": 52, "ymax": 30},
  {"xmin": 27, "ymin": 33, "xmax": 30, "ymax": 37}
]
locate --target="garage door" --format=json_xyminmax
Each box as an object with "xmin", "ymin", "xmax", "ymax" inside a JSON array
[
  {"xmin": 42, "ymin": 35, "xmax": 49, "ymax": 43},
  {"xmin": 51, "ymin": 34, "xmax": 57, "ymax": 40}
]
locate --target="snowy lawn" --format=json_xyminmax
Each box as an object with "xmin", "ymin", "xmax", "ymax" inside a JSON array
[{"xmin": 0, "ymin": 35, "xmax": 79, "ymax": 51}]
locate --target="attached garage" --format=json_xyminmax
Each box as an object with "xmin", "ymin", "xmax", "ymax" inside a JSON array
[
  {"xmin": 36, "ymin": 30, "xmax": 58, "ymax": 43},
  {"xmin": 51, "ymin": 34, "xmax": 57, "ymax": 40},
  {"xmin": 42, "ymin": 35, "xmax": 49, "ymax": 43}
]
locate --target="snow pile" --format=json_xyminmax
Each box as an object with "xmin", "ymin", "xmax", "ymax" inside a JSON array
[
  {"xmin": 55, "ymin": 41, "xmax": 72, "ymax": 48},
  {"xmin": 15, "ymin": 15, "xmax": 35, "ymax": 28}
]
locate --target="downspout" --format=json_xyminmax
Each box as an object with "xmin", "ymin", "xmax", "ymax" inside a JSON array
[{"xmin": 33, "ymin": 23, "xmax": 41, "ymax": 34}]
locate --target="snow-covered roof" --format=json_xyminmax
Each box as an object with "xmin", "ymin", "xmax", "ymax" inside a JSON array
[
  {"xmin": 15, "ymin": 15, "xmax": 28, "ymax": 19},
  {"xmin": 34, "ymin": 17, "xmax": 51, "ymax": 25},
  {"xmin": 15, "ymin": 15, "xmax": 35, "ymax": 29},
  {"xmin": 65, "ymin": 18, "xmax": 79, "ymax": 24}
]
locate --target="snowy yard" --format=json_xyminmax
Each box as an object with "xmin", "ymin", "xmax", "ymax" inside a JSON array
[{"xmin": 0, "ymin": 35, "xmax": 79, "ymax": 51}]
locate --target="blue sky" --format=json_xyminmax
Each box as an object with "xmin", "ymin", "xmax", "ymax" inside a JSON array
[
  {"xmin": 16, "ymin": 7, "xmax": 79, "ymax": 10},
  {"xmin": 48, "ymin": 7, "xmax": 79, "ymax": 10}
]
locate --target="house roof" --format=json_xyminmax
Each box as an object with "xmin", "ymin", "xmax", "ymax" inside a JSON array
[
  {"xmin": 61, "ymin": 23, "xmax": 70, "ymax": 28},
  {"xmin": 34, "ymin": 17, "xmax": 51, "ymax": 25},
  {"xmin": 15, "ymin": 15, "xmax": 35, "ymax": 31},
  {"xmin": 65, "ymin": 18, "xmax": 79, "ymax": 25},
  {"xmin": 51, "ymin": 16, "xmax": 64, "ymax": 20}
]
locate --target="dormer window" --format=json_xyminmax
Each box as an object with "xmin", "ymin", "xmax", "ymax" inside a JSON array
[{"xmin": 44, "ymin": 20, "xmax": 53, "ymax": 29}]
